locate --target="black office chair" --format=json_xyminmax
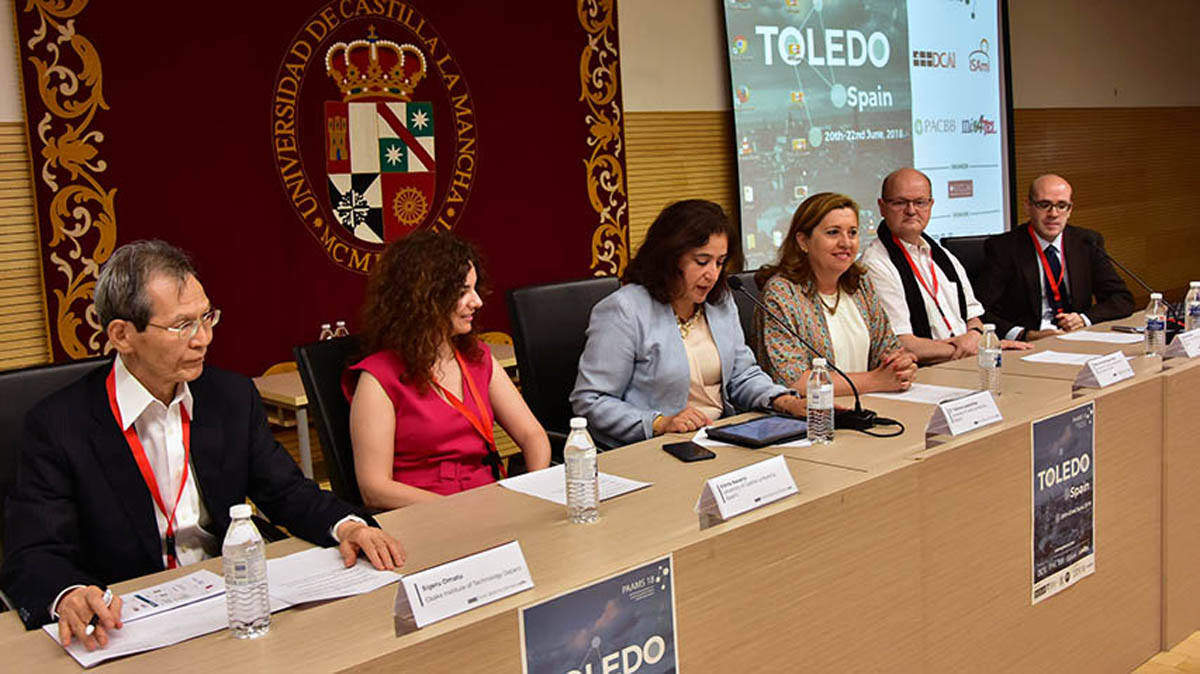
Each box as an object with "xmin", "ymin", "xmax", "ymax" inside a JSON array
[
  {"xmin": 294, "ymin": 336, "xmax": 365, "ymax": 507},
  {"xmin": 0, "ymin": 356, "xmax": 110, "ymax": 580},
  {"xmin": 730, "ymin": 270, "xmax": 761, "ymax": 349},
  {"xmin": 939, "ymin": 234, "xmax": 991, "ymax": 289},
  {"xmin": 507, "ymin": 276, "xmax": 620, "ymax": 458}
]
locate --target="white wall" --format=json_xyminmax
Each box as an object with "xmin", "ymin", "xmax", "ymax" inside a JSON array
[
  {"xmin": 1, "ymin": 0, "xmax": 21, "ymax": 122},
  {"xmin": 618, "ymin": 0, "xmax": 1200, "ymax": 111}
]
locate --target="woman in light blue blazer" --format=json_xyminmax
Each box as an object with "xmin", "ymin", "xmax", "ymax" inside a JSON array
[{"xmin": 570, "ymin": 200, "xmax": 806, "ymax": 448}]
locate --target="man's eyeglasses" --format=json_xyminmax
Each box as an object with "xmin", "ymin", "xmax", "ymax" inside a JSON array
[
  {"xmin": 1032, "ymin": 200, "xmax": 1072, "ymax": 213},
  {"xmin": 146, "ymin": 308, "xmax": 221, "ymax": 341},
  {"xmin": 883, "ymin": 197, "xmax": 933, "ymax": 210}
]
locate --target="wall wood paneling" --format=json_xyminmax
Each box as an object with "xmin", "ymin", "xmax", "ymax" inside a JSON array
[{"xmin": 0, "ymin": 120, "xmax": 48, "ymax": 371}]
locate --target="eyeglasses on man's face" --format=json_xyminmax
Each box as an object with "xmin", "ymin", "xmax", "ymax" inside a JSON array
[
  {"xmin": 883, "ymin": 197, "xmax": 933, "ymax": 210},
  {"xmin": 1032, "ymin": 200, "xmax": 1072, "ymax": 213},
  {"xmin": 145, "ymin": 308, "xmax": 221, "ymax": 341}
]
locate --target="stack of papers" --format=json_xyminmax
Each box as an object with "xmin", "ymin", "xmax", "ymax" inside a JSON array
[
  {"xmin": 865, "ymin": 383, "xmax": 975, "ymax": 405},
  {"xmin": 1020, "ymin": 350, "xmax": 1105, "ymax": 366},
  {"xmin": 498, "ymin": 464, "xmax": 652, "ymax": 505},
  {"xmin": 1056, "ymin": 330, "xmax": 1144, "ymax": 344},
  {"xmin": 45, "ymin": 548, "xmax": 401, "ymax": 668}
]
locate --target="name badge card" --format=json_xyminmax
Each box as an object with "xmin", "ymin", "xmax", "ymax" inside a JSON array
[
  {"xmin": 394, "ymin": 540, "xmax": 533, "ymax": 635},
  {"xmin": 1165, "ymin": 329, "xmax": 1200, "ymax": 359},
  {"xmin": 925, "ymin": 390, "xmax": 1002, "ymax": 436},
  {"xmin": 694, "ymin": 455, "xmax": 798, "ymax": 528},
  {"xmin": 1072, "ymin": 351, "xmax": 1135, "ymax": 388}
]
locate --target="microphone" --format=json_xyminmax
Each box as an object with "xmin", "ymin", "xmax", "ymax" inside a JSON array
[
  {"xmin": 1088, "ymin": 238, "xmax": 1183, "ymax": 327},
  {"xmin": 728, "ymin": 275, "xmax": 886, "ymax": 431}
]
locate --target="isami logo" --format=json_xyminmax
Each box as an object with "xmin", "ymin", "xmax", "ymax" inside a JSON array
[
  {"xmin": 969, "ymin": 38, "xmax": 991, "ymax": 72},
  {"xmin": 271, "ymin": 3, "xmax": 478, "ymax": 273}
]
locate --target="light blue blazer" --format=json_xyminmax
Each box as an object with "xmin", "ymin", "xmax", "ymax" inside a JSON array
[{"xmin": 570, "ymin": 283, "xmax": 790, "ymax": 447}]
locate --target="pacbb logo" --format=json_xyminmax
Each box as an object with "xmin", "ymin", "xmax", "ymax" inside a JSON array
[
  {"xmin": 947, "ymin": 179, "xmax": 974, "ymax": 198},
  {"xmin": 272, "ymin": 4, "xmax": 478, "ymax": 273},
  {"xmin": 913, "ymin": 118, "xmax": 956, "ymax": 135},
  {"xmin": 969, "ymin": 39, "xmax": 991, "ymax": 72},
  {"xmin": 912, "ymin": 49, "xmax": 956, "ymax": 68},
  {"xmin": 961, "ymin": 115, "xmax": 997, "ymax": 135}
]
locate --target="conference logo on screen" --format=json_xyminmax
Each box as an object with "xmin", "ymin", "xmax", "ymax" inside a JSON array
[
  {"xmin": 830, "ymin": 83, "xmax": 895, "ymax": 111},
  {"xmin": 961, "ymin": 115, "xmax": 997, "ymax": 135},
  {"xmin": 754, "ymin": 26, "xmax": 891, "ymax": 68},
  {"xmin": 948, "ymin": 179, "xmax": 974, "ymax": 198},
  {"xmin": 912, "ymin": 49, "xmax": 956, "ymax": 69},
  {"xmin": 969, "ymin": 39, "xmax": 991, "ymax": 72},
  {"xmin": 913, "ymin": 118, "xmax": 957, "ymax": 135},
  {"xmin": 271, "ymin": 4, "xmax": 476, "ymax": 273}
]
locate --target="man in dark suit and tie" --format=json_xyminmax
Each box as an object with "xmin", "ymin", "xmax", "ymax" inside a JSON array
[
  {"xmin": 1, "ymin": 241, "xmax": 405, "ymax": 648},
  {"xmin": 977, "ymin": 174, "xmax": 1134, "ymax": 341}
]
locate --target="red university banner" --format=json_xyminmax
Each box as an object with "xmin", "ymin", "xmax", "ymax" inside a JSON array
[{"xmin": 14, "ymin": 0, "xmax": 629, "ymax": 374}]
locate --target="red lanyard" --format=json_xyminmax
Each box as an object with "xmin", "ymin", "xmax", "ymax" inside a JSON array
[
  {"xmin": 106, "ymin": 367, "xmax": 191, "ymax": 569},
  {"xmin": 1028, "ymin": 225, "xmax": 1066, "ymax": 313},
  {"xmin": 892, "ymin": 234, "xmax": 955, "ymax": 335},
  {"xmin": 433, "ymin": 350, "xmax": 505, "ymax": 479}
]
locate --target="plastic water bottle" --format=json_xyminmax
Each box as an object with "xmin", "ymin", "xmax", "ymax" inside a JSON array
[
  {"xmin": 564, "ymin": 417, "xmax": 599, "ymax": 524},
  {"xmin": 223, "ymin": 504, "xmax": 270, "ymax": 639},
  {"xmin": 1146, "ymin": 292, "xmax": 1167, "ymax": 356},
  {"xmin": 977, "ymin": 323, "xmax": 1002, "ymax": 395},
  {"xmin": 806, "ymin": 358, "xmax": 834, "ymax": 444},
  {"xmin": 333, "ymin": 320, "xmax": 349, "ymax": 337},
  {"xmin": 318, "ymin": 323, "xmax": 334, "ymax": 341},
  {"xmin": 1185, "ymin": 281, "xmax": 1200, "ymax": 332}
]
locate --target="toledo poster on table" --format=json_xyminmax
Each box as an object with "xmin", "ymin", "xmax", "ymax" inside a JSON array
[
  {"xmin": 520, "ymin": 556, "xmax": 678, "ymax": 674},
  {"xmin": 1031, "ymin": 402, "xmax": 1096, "ymax": 605}
]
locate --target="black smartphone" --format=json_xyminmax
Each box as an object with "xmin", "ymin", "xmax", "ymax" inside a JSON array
[{"xmin": 662, "ymin": 441, "xmax": 716, "ymax": 462}]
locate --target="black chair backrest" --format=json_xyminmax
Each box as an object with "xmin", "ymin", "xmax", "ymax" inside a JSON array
[
  {"xmin": 730, "ymin": 270, "xmax": 761, "ymax": 348},
  {"xmin": 939, "ymin": 235, "xmax": 991, "ymax": 289},
  {"xmin": 0, "ymin": 356, "xmax": 110, "ymax": 561},
  {"xmin": 507, "ymin": 276, "xmax": 620, "ymax": 436},
  {"xmin": 294, "ymin": 336, "xmax": 363, "ymax": 506}
]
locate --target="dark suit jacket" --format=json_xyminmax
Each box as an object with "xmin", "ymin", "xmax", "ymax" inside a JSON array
[
  {"xmin": 977, "ymin": 223, "xmax": 1134, "ymax": 338},
  {"xmin": 1, "ymin": 362, "xmax": 367, "ymax": 629}
]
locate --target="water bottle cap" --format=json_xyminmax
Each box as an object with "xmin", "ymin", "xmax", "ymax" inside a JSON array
[
  {"xmin": 336, "ymin": 320, "xmax": 346, "ymax": 325},
  {"xmin": 569, "ymin": 417, "xmax": 588, "ymax": 429},
  {"xmin": 982, "ymin": 323, "xmax": 995, "ymax": 331},
  {"xmin": 321, "ymin": 323, "xmax": 331, "ymax": 329},
  {"xmin": 229, "ymin": 504, "xmax": 252, "ymax": 519},
  {"xmin": 1191, "ymin": 281, "xmax": 1200, "ymax": 288},
  {"xmin": 812, "ymin": 357, "xmax": 827, "ymax": 367},
  {"xmin": 1151, "ymin": 292, "xmax": 1162, "ymax": 299}
]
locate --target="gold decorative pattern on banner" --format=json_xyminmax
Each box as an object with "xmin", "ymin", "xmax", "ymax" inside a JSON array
[
  {"xmin": 22, "ymin": 0, "xmax": 114, "ymax": 359},
  {"xmin": 579, "ymin": 0, "xmax": 629, "ymax": 277}
]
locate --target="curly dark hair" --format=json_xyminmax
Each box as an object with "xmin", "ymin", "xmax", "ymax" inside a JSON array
[
  {"xmin": 755, "ymin": 192, "xmax": 864, "ymax": 294},
  {"xmin": 622, "ymin": 199, "xmax": 742, "ymax": 305},
  {"xmin": 360, "ymin": 230, "xmax": 488, "ymax": 392}
]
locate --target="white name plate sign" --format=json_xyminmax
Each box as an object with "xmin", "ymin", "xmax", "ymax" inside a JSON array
[
  {"xmin": 695, "ymin": 455, "xmax": 798, "ymax": 529},
  {"xmin": 1165, "ymin": 329, "xmax": 1200, "ymax": 359},
  {"xmin": 925, "ymin": 390, "xmax": 1003, "ymax": 436},
  {"xmin": 1072, "ymin": 351, "xmax": 1135, "ymax": 389},
  {"xmin": 394, "ymin": 540, "xmax": 533, "ymax": 634}
]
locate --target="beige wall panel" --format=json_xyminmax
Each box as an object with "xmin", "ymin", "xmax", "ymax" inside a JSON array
[{"xmin": 0, "ymin": 119, "xmax": 47, "ymax": 371}]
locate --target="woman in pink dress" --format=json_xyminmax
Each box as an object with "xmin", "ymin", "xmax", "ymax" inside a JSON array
[{"xmin": 343, "ymin": 232, "xmax": 550, "ymax": 509}]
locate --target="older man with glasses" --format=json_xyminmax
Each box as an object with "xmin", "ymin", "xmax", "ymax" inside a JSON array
[
  {"xmin": 863, "ymin": 168, "xmax": 1031, "ymax": 364},
  {"xmin": 1, "ymin": 240, "xmax": 405, "ymax": 647},
  {"xmin": 976, "ymin": 174, "xmax": 1133, "ymax": 341}
]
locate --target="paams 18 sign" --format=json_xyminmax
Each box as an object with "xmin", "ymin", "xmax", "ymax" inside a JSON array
[
  {"xmin": 1031, "ymin": 401, "xmax": 1096, "ymax": 605},
  {"xmin": 271, "ymin": 1, "xmax": 478, "ymax": 273}
]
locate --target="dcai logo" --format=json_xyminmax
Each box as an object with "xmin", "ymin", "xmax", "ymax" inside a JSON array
[{"xmin": 912, "ymin": 49, "xmax": 956, "ymax": 68}]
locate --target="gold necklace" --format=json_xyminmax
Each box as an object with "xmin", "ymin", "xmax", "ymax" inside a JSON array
[
  {"xmin": 677, "ymin": 305, "xmax": 703, "ymax": 339},
  {"xmin": 817, "ymin": 290, "xmax": 841, "ymax": 315}
]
